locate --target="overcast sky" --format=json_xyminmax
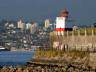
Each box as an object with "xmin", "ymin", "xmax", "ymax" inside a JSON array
[{"xmin": 0, "ymin": 0, "xmax": 96, "ymax": 25}]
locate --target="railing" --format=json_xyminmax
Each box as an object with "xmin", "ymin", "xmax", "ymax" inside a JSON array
[{"xmin": 50, "ymin": 28, "xmax": 96, "ymax": 52}]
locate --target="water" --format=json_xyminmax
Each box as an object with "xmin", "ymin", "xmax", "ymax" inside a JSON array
[{"xmin": 0, "ymin": 51, "xmax": 35, "ymax": 66}]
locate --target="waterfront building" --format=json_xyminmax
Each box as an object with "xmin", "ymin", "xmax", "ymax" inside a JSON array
[
  {"xmin": 9, "ymin": 23, "xmax": 14, "ymax": 28},
  {"xmin": 5, "ymin": 22, "xmax": 15, "ymax": 28},
  {"xmin": 26, "ymin": 23, "xmax": 32, "ymax": 30},
  {"xmin": 5, "ymin": 22, "xmax": 9, "ymax": 27},
  {"xmin": 44, "ymin": 19, "xmax": 50, "ymax": 28},
  {"xmin": 17, "ymin": 20, "xmax": 25, "ymax": 30},
  {"xmin": 73, "ymin": 26, "xmax": 78, "ymax": 31},
  {"xmin": 30, "ymin": 22, "xmax": 38, "ymax": 34}
]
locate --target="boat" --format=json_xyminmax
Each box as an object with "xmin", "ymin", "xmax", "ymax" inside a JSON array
[{"xmin": 0, "ymin": 46, "xmax": 10, "ymax": 51}]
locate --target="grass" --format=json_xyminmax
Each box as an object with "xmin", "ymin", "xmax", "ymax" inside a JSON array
[
  {"xmin": 34, "ymin": 28, "xmax": 94, "ymax": 60},
  {"xmin": 34, "ymin": 49, "xmax": 89, "ymax": 59}
]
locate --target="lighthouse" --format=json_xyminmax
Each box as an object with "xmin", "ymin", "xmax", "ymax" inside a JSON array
[{"xmin": 55, "ymin": 9, "xmax": 73, "ymax": 35}]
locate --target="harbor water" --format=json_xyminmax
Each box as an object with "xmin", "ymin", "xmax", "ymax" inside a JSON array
[{"xmin": 0, "ymin": 51, "xmax": 35, "ymax": 66}]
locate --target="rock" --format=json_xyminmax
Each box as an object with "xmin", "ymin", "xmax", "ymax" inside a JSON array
[
  {"xmin": 89, "ymin": 53, "xmax": 96, "ymax": 68},
  {"xmin": 62, "ymin": 67, "xmax": 66, "ymax": 72},
  {"xmin": 16, "ymin": 67, "xmax": 23, "ymax": 72},
  {"xmin": 74, "ymin": 68, "xmax": 80, "ymax": 72},
  {"xmin": 67, "ymin": 67, "xmax": 74, "ymax": 72}
]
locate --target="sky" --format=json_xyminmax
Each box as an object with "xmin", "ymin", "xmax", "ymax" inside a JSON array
[{"xmin": 0, "ymin": 0, "xmax": 96, "ymax": 26}]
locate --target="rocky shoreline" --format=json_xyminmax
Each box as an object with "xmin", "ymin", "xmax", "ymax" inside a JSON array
[
  {"xmin": 0, "ymin": 51, "xmax": 96, "ymax": 72},
  {"xmin": 27, "ymin": 58, "xmax": 96, "ymax": 72},
  {"xmin": 0, "ymin": 58, "xmax": 95, "ymax": 72},
  {"xmin": 0, "ymin": 62, "xmax": 95, "ymax": 72}
]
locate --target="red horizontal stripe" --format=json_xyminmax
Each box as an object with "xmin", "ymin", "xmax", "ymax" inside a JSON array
[{"xmin": 55, "ymin": 28, "xmax": 65, "ymax": 31}]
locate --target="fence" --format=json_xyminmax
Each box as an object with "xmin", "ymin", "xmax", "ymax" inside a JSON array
[{"xmin": 50, "ymin": 28, "xmax": 96, "ymax": 52}]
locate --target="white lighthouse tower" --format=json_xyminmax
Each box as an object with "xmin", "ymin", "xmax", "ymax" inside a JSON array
[{"xmin": 55, "ymin": 9, "xmax": 72, "ymax": 35}]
